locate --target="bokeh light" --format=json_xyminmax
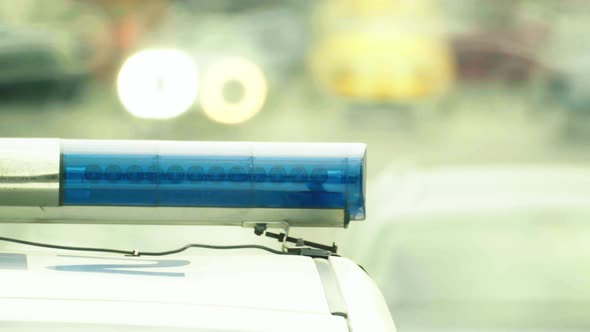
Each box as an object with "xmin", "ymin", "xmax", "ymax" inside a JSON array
[
  {"xmin": 199, "ymin": 57, "xmax": 267, "ymax": 125},
  {"xmin": 117, "ymin": 49, "xmax": 199, "ymax": 119}
]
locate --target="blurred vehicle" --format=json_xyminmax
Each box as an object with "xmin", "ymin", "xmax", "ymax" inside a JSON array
[
  {"xmin": 541, "ymin": 6, "xmax": 590, "ymax": 138},
  {"xmin": 309, "ymin": 0, "xmax": 455, "ymax": 101},
  {"xmin": 82, "ymin": 0, "xmax": 171, "ymax": 77},
  {"xmin": 344, "ymin": 164, "xmax": 590, "ymax": 331},
  {"xmin": 109, "ymin": 1, "xmax": 309, "ymax": 123},
  {"xmin": 0, "ymin": 24, "xmax": 90, "ymax": 101},
  {"xmin": 451, "ymin": 26, "xmax": 549, "ymax": 83}
]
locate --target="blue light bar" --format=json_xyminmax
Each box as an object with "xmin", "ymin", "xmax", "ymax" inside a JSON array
[
  {"xmin": 0, "ymin": 139, "xmax": 365, "ymax": 226},
  {"xmin": 59, "ymin": 140, "xmax": 366, "ymax": 222}
]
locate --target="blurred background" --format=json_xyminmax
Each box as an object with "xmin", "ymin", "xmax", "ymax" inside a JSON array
[{"xmin": 0, "ymin": 0, "xmax": 590, "ymax": 331}]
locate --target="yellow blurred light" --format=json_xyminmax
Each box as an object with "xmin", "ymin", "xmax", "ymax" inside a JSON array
[
  {"xmin": 311, "ymin": 35, "xmax": 454, "ymax": 100},
  {"xmin": 310, "ymin": 0, "xmax": 454, "ymax": 101},
  {"xmin": 200, "ymin": 57, "xmax": 267, "ymax": 125},
  {"xmin": 117, "ymin": 49, "xmax": 199, "ymax": 119}
]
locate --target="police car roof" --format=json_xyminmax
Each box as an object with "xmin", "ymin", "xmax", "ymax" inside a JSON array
[{"xmin": 0, "ymin": 251, "xmax": 351, "ymax": 332}]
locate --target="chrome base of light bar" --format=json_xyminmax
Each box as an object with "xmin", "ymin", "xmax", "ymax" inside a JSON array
[
  {"xmin": 0, "ymin": 139, "xmax": 60, "ymax": 206},
  {"xmin": 0, "ymin": 206, "xmax": 347, "ymax": 228}
]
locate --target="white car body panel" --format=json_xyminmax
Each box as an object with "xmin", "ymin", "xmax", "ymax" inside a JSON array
[{"xmin": 0, "ymin": 251, "xmax": 395, "ymax": 332}]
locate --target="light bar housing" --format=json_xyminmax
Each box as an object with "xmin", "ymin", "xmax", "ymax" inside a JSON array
[{"xmin": 0, "ymin": 139, "xmax": 366, "ymax": 227}]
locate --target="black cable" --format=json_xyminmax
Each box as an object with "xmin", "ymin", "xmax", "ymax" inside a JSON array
[
  {"xmin": 0, "ymin": 236, "xmax": 288, "ymax": 256},
  {"xmin": 0, "ymin": 236, "xmax": 131, "ymax": 255},
  {"xmin": 140, "ymin": 243, "xmax": 288, "ymax": 256},
  {"xmin": 264, "ymin": 231, "xmax": 338, "ymax": 253}
]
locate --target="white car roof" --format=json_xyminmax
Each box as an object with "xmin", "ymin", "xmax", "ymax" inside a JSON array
[{"xmin": 0, "ymin": 251, "xmax": 349, "ymax": 332}]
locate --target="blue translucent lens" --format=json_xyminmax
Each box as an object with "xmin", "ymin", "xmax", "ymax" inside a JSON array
[{"xmin": 61, "ymin": 141, "xmax": 366, "ymax": 220}]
